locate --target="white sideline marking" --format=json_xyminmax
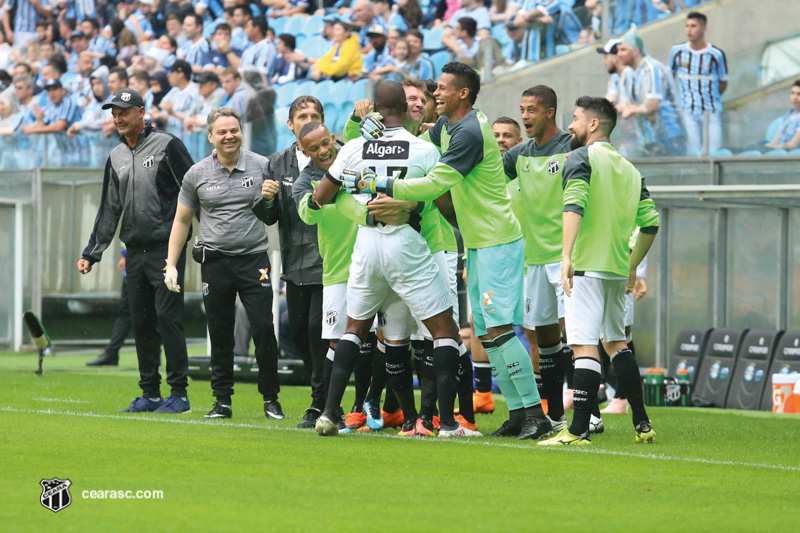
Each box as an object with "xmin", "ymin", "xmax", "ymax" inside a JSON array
[
  {"xmin": 2, "ymin": 406, "xmax": 799, "ymax": 472},
  {"xmin": 33, "ymin": 397, "xmax": 90, "ymax": 404}
]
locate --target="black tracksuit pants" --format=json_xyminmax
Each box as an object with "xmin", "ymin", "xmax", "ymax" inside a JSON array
[
  {"xmin": 125, "ymin": 246, "xmax": 188, "ymax": 398},
  {"xmin": 285, "ymin": 281, "xmax": 327, "ymax": 411},
  {"xmin": 104, "ymin": 277, "xmax": 132, "ymax": 358},
  {"xmin": 202, "ymin": 252, "xmax": 280, "ymax": 403}
]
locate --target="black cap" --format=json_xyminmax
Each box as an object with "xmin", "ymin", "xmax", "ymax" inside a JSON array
[
  {"xmin": 44, "ymin": 78, "xmax": 63, "ymax": 90},
  {"xmin": 195, "ymin": 71, "xmax": 220, "ymax": 85},
  {"xmin": 102, "ymin": 89, "xmax": 145, "ymax": 109},
  {"xmin": 169, "ymin": 60, "xmax": 192, "ymax": 76}
]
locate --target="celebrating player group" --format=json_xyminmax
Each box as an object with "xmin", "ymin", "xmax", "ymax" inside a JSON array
[{"xmin": 80, "ymin": 61, "xmax": 659, "ymax": 445}]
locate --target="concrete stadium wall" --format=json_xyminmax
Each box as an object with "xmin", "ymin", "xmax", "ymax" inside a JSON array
[{"xmin": 477, "ymin": 0, "xmax": 800, "ymax": 126}]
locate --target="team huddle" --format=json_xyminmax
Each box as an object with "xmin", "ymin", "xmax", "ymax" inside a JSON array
[{"xmin": 79, "ymin": 61, "xmax": 659, "ymax": 445}]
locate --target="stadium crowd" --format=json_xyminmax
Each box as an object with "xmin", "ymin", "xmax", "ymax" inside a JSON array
[{"xmin": 0, "ymin": 0, "xmax": 722, "ymax": 168}]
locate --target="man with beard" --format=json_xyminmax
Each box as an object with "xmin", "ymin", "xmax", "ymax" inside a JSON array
[{"xmin": 539, "ymin": 96, "xmax": 659, "ymax": 446}]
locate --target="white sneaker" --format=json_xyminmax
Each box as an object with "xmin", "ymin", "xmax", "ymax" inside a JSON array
[
  {"xmin": 315, "ymin": 414, "xmax": 339, "ymax": 436},
  {"xmin": 439, "ymin": 426, "xmax": 483, "ymax": 438},
  {"xmin": 600, "ymin": 398, "xmax": 629, "ymax": 414},
  {"xmin": 548, "ymin": 415, "xmax": 567, "ymax": 433},
  {"xmin": 589, "ymin": 414, "xmax": 605, "ymax": 434}
]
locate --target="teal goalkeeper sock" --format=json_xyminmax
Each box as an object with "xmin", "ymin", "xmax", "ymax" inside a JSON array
[
  {"xmin": 497, "ymin": 335, "xmax": 542, "ymax": 408},
  {"xmin": 484, "ymin": 344, "xmax": 523, "ymax": 411}
]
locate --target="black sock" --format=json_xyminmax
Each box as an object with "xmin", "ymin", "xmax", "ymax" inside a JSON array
[
  {"xmin": 433, "ymin": 338, "xmax": 460, "ymax": 429},
  {"xmin": 457, "ymin": 347, "xmax": 475, "ymax": 424},
  {"xmin": 323, "ymin": 334, "xmax": 361, "ymax": 418},
  {"xmin": 563, "ymin": 344, "xmax": 575, "ymax": 389},
  {"xmin": 384, "ymin": 342, "xmax": 417, "ymax": 421},
  {"xmin": 414, "ymin": 340, "xmax": 437, "ymax": 419},
  {"xmin": 365, "ymin": 340, "xmax": 386, "ymax": 404},
  {"xmin": 322, "ymin": 347, "xmax": 334, "ymax": 405},
  {"xmin": 611, "ymin": 348, "xmax": 648, "ymax": 427},
  {"xmin": 352, "ymin": 333, "xmax": 375, "ymax": 411},
  {"xmin": 568, "ymin": 358, "xmax": 602, "ymax": 436},
  {"xmin": 592, "ymin": 397, "xmax": 601, "ymax": 418},
  {"xmin": 473, "ymin": 361, "xmax": 493, "ymax": 393},
  {"xmin": 539, "ymin": 341, "xmax": 564, "ymax": 420}
]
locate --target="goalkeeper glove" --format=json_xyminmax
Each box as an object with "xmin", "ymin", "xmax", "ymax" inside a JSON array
[
  {"xmin": 343, "ymin": 167, "xmax": 389, "ymax": 195},
  {"xmin": 359, "ymin": 112, "xmax": 385, "ymax": 141}
]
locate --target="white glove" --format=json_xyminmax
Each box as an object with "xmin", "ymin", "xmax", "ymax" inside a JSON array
[{"xmin": 164, "ymin": 265, "xmax": 181, "ymax": 293}]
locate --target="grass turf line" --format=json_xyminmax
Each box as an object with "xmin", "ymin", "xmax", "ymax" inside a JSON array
[{"xmin": 1, "ymin": 350, "xmax": 799, "ymax": 532}]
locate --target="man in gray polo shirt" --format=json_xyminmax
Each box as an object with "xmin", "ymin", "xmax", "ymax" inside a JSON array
[{"xmin": 165, "ymin": 106, "xmax": 284, "ymax": 420}]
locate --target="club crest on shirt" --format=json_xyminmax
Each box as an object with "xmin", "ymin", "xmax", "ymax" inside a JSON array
[
  {"xmin": 241, "ymin": 176, "xmax": 254, "ymax": 188},
  {"xmin": 142, "ymin": 155, "xmax": 155, "ymax": 168},
  {"xmin": 547, "ymin": 159, "xmax": 560, "ymax": 175}
]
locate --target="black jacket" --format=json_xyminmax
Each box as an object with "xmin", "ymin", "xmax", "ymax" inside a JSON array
[
  {"xmin": 82, "ymin": 125, "xmax": 194, "ymax": 262},
  {"xmin": 268, "ymin": 142, "xmax": 325, "ymax": 285}
]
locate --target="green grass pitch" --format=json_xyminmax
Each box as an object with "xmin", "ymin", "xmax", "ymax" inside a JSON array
[{"xmin": 2, "ymin": 349, "xmax": 799, "ymax": 532}]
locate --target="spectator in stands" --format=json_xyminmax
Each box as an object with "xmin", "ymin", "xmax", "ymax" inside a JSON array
[
  {"xmin": 351, "ymin": 0, "xmax": 387, "ymax": 49},
  {"xmin": 165, "ymin": 13, "xmax": 187, "ymax": 48},
  {"xmin": 405, "ymin": 29, "xmax": 434, "ymax": 81},
  {"xmin": 202, "ymin": 23, "xmax": 237, "ymax": 75},
  {"xmin": 67, "ymin": 66, "xmax": 112, "ymax": 138},
  {"xmin": 227, "ymin": 16, "xmax": 276, "ymax": 77},
  {"xmin": 311, "ymin": 18, "xmax": 362, "ymax": 81},
  {"xmin": 389, "ymin": 0, "xmax": 423, "ymax": 32},
  {"xmin": 668, "ymin": 11, "xmax": 727, "ymax": 155},
  {"xmin": 22, "ymin": 78, "xmax": 81, "ymax": 134},
  {"xmin": 370, "ymin": 36, "xmax": 411, "ymax": 82},
  {"xmin": 178, "ymin": 13, "xmax": 210, "ymax": 73},
  {"xmin": 66, "ymin": 31, "xmax": 92, "ymax": 73},
  {"xmin": 122, "ymin": 0, "xmax": 156, "ymax": 42},
  {"xmin": 220, "ymin": 66, "xmax": 245, "ymax": 115},
  {"xmin": 152, "ymin": 59, "xmax": 199, "ymax": 144},
  {"xmin": 444, "ymin": 0, "xmax": 492, "ymax": 41},
  {"xmin": 763, "ymin": 81, "xmax": 800, "ymax": 152},
  {"xmin": 373, "ymin": 0, "xmax": 392, "ymax": 24},
  {"xmin": 361, "ymin": 24, "xmax": 390, "ymax": 75},
  {"xmin": 129, "ymin": 70, "xmax": 154, "ymax": 117},
  {"xmin": 185, "ymin": 71, "xmax": 224, "ymax": 132},
  {"xmin": 0, "ymin": 28, "xmax": 13, "ymax": 71},
  {"xmin": 73, "ymin": 51, "xmax": 99, "ymax": 107},
  {"xmin": 596, "ymin": 38, "xmax": 629, "ymax": 104},
  {"xmin": 271, "ymin": 34, "xmax": 301, "ymax": 85},
  {"xmin": 12, "ymin": 75, "xmax": 35, "ymax": 115},
  {"xmin": 513, "ymin": 0, "xmax": 559, "ymax": 62},
  {"xmin": 442, "ymin": 16, "xmax": 480, "ymax": 67},
  {"xmin": 490, "ymin": 0, "xmax": 521, "ymax": 25},
  {"xmin": 271, "ymin": 0, "xmax": 310, "ymax": 18},
  {"xmin": 616, "ymin": 28, "xmax": 683, "ymax": 156},
  {"xmin": 108, "ymin": 66, "xmax": 129, "ymax": 94},
  {"xmin": 2, "ymin": 0, "xmax": 53, "ymax": 48},
  {"xmin": 386, "ymin": 27, "xmax": 402, "ymax": 53},
  {"xmin": 83, "ymin": 19, "xmax": 117, "ymax": 60},
  {"xmin": 230, "ymin": 5, "xmax": 252, "ymax": 51}
]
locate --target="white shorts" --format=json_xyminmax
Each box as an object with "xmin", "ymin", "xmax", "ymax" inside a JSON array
[
  {"xmin": 414, "ymin": 250, "xmax": 459, "ymax": 340},
  {"xmin": 523, "ymin": 262, "xmax": 564, "ymax": 328},
  {"xmin": 564, "ymin": 275, "xmax": 627, "ymax": 345},
  {"xmin": 322, "ymin": 283, "xmax": 348, "ymax": 340},
  {"xmin": 348, "ymin": 227, "xmax": 451, "ymax": 341},
  {"xmin": 624, "ymin": 291, "xmax": 634, "ymax": 327}
]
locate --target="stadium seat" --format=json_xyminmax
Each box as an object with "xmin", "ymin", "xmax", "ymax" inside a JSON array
[
  {"xmin": 339, "ymin": 100, "xmax": 355, "ymax": 128},
  {"xmin": 271, "ymin": 17, "xmax": 287, "ymax": 35},
  {"xmin": 275, "ymin": 82, "xmax": 297, "ymax": 107},
  {"xmin": 298, "ymin": 35, "xmax": 324, "ymax": 58},
  {"xmin": 764, "ymin": 116, "xmax": 783, "ymax": 142},
  {"xmin": 423, "ymin": 28, "xmax": 445, "ymax": 51},
  {"xmin": 737, "ymin": 150, "xmax": 762, "ymax": 156},
  {"xmin": 710, "ymin": 149, "xmax": 733, "ymax": 156},
  {"xmin": 302, "ymin": 15, "xmax": 324, "ymax": 37},
  {"xmin": 667, "ymin": 327, "xmax": 713, "ymax": 386},
  {"xmin": 429, "ymin": 51, "xmax": 451, "ymax": 79},
  {"xmin": 284, "ymin": 16, "xmax": 307, "ymax": 37},
  {"xmin": 790, "ymin": 148, "xmax": 800, "ymax": 155},
  {"xmin": 692, "ymin": 328, "xmax": 748, "ymax": 408},
  {"xmin": 310, "ymin": 79, "xmax": 335, "ymax": 101},
  {"xmin": 725, "ymin": 330, "xmax": 782, "ymax": 411},
  {"xmin": 326, "ymin": 106, "xmax": 341, "ymax": 132},
  {"xmin": 321, "ymin": 81, "xmax": 350, "ymax": 108},
  {"xmin": 760, "ymin": 330, "xmax": 800, "ymax": 411},
  {"xmin": 555, "ymin": 44, "xmax": 570, "ymax": 56},
  {"xmin": 349, "ymin": 78, "xmax": 370, "ymax": 102},
  {"xmin": 766, "ymin": 149, "xmax": 788, "ymax": 155}
]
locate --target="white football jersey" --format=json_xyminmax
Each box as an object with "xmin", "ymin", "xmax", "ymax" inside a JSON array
[{"xmin": 328, "ymin": 127, "xmax": 440, "ymax": 234}]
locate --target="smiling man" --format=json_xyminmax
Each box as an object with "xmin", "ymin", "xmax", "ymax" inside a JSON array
[
  {"xmin": 165, "ymin": 106, "xmax": 285, "ymax": 421},
  {"xmin": 77, "ymin": 89, "xmax": 194, "ymax": 415}
]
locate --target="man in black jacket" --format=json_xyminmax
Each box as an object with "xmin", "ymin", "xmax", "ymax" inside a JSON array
[
  {"xmin": 78, "ymin": 89, "xmax": 194, "ymax": 414},
  {"xmin": 268, "ymin": 95, "xmax": 330, "ymax": 428}
]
